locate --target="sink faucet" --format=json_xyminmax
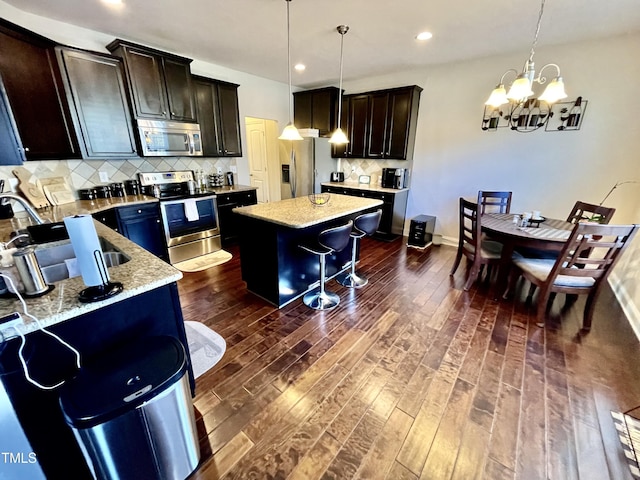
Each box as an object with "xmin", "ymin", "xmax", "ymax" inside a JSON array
[{"xmin": 0, "ymin": 193, "xmax": 46, "ymax": 225}]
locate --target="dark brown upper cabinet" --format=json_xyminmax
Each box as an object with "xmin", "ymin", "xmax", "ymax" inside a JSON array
[
  {"xmin": 107, "ymin": 39, "xmax": 197, "ymax": 123},
  {"xmin": 383, "ymin": 86, "xmax": 422, "ymax": 159},
  {"xmin": 0, "ymin": 19, "xmax": 80, "ymax": 160},
  {"xmin": 55, "ymin": 47, "xmax": 138, "ymax": 159},
  {"xmin": 0, "ymin": 73, "xmax": 25, "ymax": 165},
  {"xmin": 331, "ymin": 93, "xmax": 369, "ymax": 159},
  {"xmin": 192, "ymin": 76, "xmax": 242, "ymax": 157},
  {"xmin": 293, "ymin": 87, "xmax": 339, "ymax": 137},
  {"xmin": 331, "ymin": 85, "xmax": 422, "ymax": 160}
]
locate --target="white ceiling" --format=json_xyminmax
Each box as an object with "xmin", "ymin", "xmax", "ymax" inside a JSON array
[{"xmin": 5, "ymin": 0, "xmax": 640, "ymax": 88}]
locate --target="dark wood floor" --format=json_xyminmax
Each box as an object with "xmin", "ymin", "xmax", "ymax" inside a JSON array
[{"xmin": 177, "ymin": 237, "xmax": 640, "ymax": 480}]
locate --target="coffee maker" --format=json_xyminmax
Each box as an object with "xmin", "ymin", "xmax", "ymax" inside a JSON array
[{"xmin": 381, "ymin": 168, "xmax": 408, "ymax": 189}]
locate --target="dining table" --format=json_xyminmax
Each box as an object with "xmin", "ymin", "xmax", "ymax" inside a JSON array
[{"xmin": 481, "ymin": 212, "xmax": 575, "ymax": 297}]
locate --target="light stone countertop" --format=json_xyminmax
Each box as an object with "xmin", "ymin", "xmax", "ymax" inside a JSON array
[
  {"xmin": 233, "ymin": 194, "xmax": 383, "ymax": 229},
  {"xmin": 0, "ymin": 196, "xmax": 181, "ymax": 338},
  {"xmin": 321, "ymin": 182, "xmax": 409, "ymax": 194}
]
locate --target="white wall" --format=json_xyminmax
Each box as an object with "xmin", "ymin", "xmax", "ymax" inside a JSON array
[{"xmin": 340, "ymin": 33, "xmax": 640, "ymax": 333}]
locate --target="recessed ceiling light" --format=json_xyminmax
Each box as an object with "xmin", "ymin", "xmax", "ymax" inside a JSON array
[
  {"xmin": 416, "ymin": 31, "xmax": 433, "ymax": 41},
  {"xmin": 102, "ymin": 0, "xmax": 123, "ymax": 5},
  {"xmin": 294, "ymin": 63, "xmax": 306, "ymax": 72}
]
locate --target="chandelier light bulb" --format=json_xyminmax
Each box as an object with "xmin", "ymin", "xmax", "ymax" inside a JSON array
[
  {"xmin": 485, "ymin": 84, "xmax": 509, "ymax": 107},
  {"xmin": 538, "ymin": 76, "xmax": 567, "ymax": 103}
]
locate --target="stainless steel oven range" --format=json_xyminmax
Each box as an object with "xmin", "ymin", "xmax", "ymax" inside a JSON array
[{"xmin": 138, "ymin": 171, "xmax": 221, "ymax": 264}]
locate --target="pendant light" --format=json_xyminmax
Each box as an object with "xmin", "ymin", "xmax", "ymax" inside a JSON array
[
  {"xmin": 278, "ymin": 0, "xmax": 303, "ymax": 141},
  {"xmin": 329, "ymin": 25, "xmax": 349, "ymax": 145}
]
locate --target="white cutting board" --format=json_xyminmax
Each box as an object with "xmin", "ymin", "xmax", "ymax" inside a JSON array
[
  {"xmin": 41, "ymin": 177, "xmax": 76, "ymax": 206},
  {"xmin": 12, "ymin": 167, "xmax": 50, "ymax": 209}
]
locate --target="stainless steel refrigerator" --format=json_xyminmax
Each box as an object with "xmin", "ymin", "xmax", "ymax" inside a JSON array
[{"xmin": 279, "ymin": 136, "xmax": 335, "ymax": 199}]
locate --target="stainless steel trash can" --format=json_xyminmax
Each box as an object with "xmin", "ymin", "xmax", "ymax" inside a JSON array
[{"xmin": 59, "ymin": 336, "xmax": 200, "ymax": 480}]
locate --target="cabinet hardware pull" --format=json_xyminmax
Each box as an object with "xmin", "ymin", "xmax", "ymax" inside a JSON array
[
  {"xmin": 24, "ymin": 147, "xmax": 30, "ymax": 152},
  {"xmin": 137, "ymin": 209, "xmax": 142, "ymax": 214}
]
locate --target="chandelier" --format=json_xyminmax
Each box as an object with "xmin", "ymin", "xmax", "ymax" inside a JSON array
[{"xmin": 484, "ymin": 0, "xmax": 567, "ymax": 132}]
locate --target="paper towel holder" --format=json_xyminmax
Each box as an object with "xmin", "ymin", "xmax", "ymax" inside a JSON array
[{"xmin": 78, "ymin": 250, "xmax": 123, "ymax": 303}]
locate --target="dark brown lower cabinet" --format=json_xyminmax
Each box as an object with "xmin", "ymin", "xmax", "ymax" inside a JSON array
[
  {"xmin": 321, "ymin": 184, "xmax": 408, "ymax": 237},
  {"xmin": 93, "ymin": 204, "xmax": 167, "ymax": 260},
  {"xmin": 217, "ymin": 189, "xmax": 258, "ymax": 245},
  {"xmin": 0, "ymin": 283, "xmax": 190, "ymax": 479}
]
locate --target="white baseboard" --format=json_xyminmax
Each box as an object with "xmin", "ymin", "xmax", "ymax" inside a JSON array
[{"xmin": 608, "ymin": 273, "xmax": 640, "ymax": 341}]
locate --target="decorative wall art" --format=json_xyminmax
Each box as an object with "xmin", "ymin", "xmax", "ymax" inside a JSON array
[{"xmin": 481, "ymin": 97, "xmax": 587, "ymax": 133}]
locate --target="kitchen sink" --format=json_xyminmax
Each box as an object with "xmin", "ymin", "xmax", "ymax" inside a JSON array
[{"xmin": 35, "ymin": 237, "xmax": 130, "ymax": 284}]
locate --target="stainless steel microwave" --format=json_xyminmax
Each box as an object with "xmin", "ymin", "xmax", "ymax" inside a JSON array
[{"xmin": 137, "ymin": 119, "xmax": 203, "ymax": 156}]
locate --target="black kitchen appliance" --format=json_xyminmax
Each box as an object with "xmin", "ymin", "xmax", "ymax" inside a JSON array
[
  {"xmin": 330, "ymin": 171, "xmax": 344, "ymax": 182},
  {"xmin": 381, "ymin": 168, "xmax": 408, "ymax": 189},
  {"xmin": 407, "ymin": 215, "xmax": 436, "ymax": 248}
]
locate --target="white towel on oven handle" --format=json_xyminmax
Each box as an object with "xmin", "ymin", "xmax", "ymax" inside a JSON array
[{"xmin": 184, "ymin": 199, "xmax": 200, "ymax": 222}]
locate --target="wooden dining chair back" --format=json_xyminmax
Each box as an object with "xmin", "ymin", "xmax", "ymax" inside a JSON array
[
  {"xmin": 450, "ymin": 198, "xmax": 503, "ymax": 291},
  {"xmin": 566, "ymin": 201, "xmax": 616, "ymax": 225},
  {"xmin": 478, "ymin": 191, "xmax": 512, "ymax": 214},
  {"xmin": 510, "ymin": 222, "xmax": 639, "ymax": 330}
]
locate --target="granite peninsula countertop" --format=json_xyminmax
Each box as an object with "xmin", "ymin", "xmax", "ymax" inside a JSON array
[
  {"xmin": 233, "ymin": 194, "xmax": 383, "ymax": 229},
  {"xmin": 0, "ymin": 196, "xmax": 181, "ymax": 338}
]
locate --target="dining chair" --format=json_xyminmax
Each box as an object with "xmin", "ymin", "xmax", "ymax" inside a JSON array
[
  {"xmin": 477, "ymin": 191, "xmax": 512, "ymax": 214},
  {"xmin": 515, "ymin": 200, "xmax": 617, "ymax": 263},
  {"xmin": 450, "ymin": 198, "xmax": 503, "ymax": 291},
  {"xmin": 507, "ymin": 222, "xmax": 639, "ymax": 330},
  {"xmin": 567, "ymin": 201, "xmax": 616, "ymax": 224}
]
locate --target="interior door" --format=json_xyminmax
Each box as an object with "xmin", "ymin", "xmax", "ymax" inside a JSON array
[{"xmin": 245, "ymin": 118, "xmax": 270, "ymax": 203}]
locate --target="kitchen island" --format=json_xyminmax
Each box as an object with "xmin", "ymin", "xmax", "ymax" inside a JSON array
[
  {"xmin": 234, "ymin": 194, "xmax": 383, "ymax": 307},
  {"xmin": 0, "ymin": 207, "xmax": 190, "ymax": 479}
]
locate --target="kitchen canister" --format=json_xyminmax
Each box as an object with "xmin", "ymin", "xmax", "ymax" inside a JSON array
[
  {"xmin": 94, "ymin": 185, "xmax": 112, "ymax": 199},
  {"xmin": 110, "ymin": 182, "xmax": 125, "ymax": 197},
  {"xmin": 124, "ymin": 179, "xmax": 140, "ymax": 195},
  {"xmin": 78, "ymin": 188, "xmax": 97, "ymax": 201},
  {"xmin": 13, "ymin": 247, "xmax": 51, "ymax": 296}
]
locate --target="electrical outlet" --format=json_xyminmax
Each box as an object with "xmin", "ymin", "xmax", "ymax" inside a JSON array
[
  {"xmin": 230, "ymin": 166, "xmax": 237, "ymax": 174},
  {"xmin": 217, "ymin": 167, "xmax": 223, "ymax": 175},
  {"xmin": 0, "ymin": 312, "xmax": 22, "ymax": 332},
  {"xmin": 99, "ymin": 171, "xmax": 109, "ymax": 183},
  {"xmin": 351, "ymin": 166, "xmax": 356, "ymax": 172}
]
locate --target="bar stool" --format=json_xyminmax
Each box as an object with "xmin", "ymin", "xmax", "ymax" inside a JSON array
[
  {"xmin": 299, "ymin": 220, "xmax": 353, "ymax": 310},
  {"xmin": 336, "ymin": 209, "xmax": 382, "ymax": 288}
]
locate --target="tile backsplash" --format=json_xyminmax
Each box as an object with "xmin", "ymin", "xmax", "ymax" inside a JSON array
[
  {"xmin": 335, "ymin": 158, "xmax": 411, "ymax": 186},
  {"xmin": 0, "ymin": 157, "xmax": 237, "ymax": 196}
]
